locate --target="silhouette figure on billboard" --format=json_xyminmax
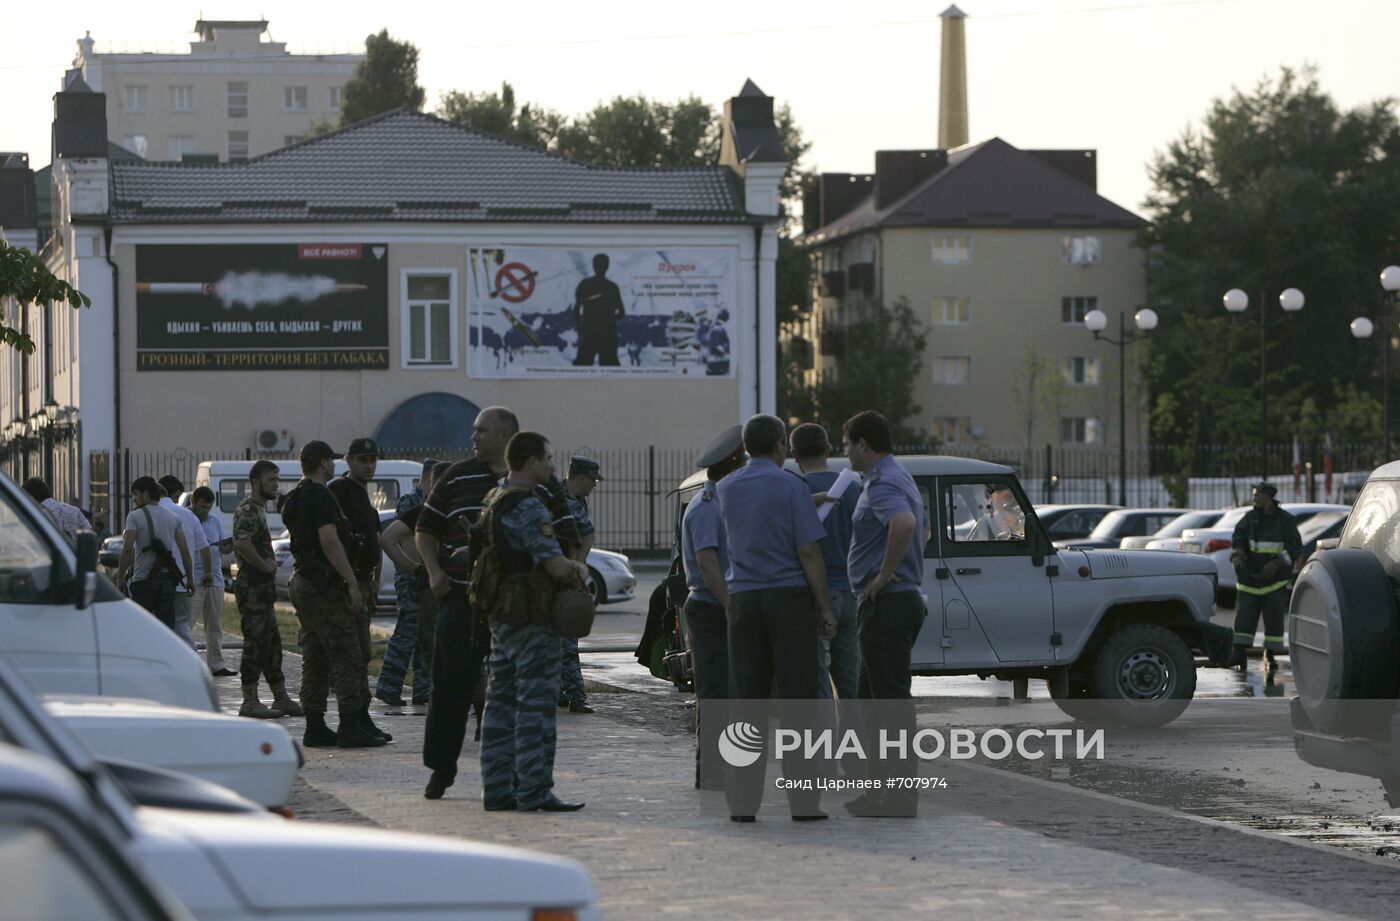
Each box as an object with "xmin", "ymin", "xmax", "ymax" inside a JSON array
[{"xmin": 572, "ymin": 253, "xmax": 625, "ymax": 366}]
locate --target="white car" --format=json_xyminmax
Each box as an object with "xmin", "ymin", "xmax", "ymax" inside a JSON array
[
  {"xmin": 0, "ymin": 649, "xmax": 603, "ymax": 920},
  {"xmin": 1128, "ymin": 509, "xmax": 1227, "ymax": 550},
  {"xmin": 45, "ymin": 696, "xmax": 299, "ymax": 808},
  {"xmin": 1178, "ymin": 502, "xmax": 1351, "ymax": 596}
]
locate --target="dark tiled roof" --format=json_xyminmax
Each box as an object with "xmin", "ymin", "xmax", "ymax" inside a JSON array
[
  {"xmin": 802, "ymin": 137, "xmax": 1144, "ymax": 245},
  {"xmin": 110, "ymin": 109, "xmax": 748, "ymax": 225}
]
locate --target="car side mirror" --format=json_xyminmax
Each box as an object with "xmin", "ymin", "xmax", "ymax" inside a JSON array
[{"xmin": 74, "ymin": 532, "xmax": 99, "ymax": 610}]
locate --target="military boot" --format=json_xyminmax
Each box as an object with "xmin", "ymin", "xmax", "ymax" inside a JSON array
[
  {"xmin": 361, "ymin": 708, "xmax": 392, "ymax": 743},
  {"xmin": 1265, "ymin": 650, "xmax": 1279, "ymax": 677},
  {"xmin": 269, "ymin": 683, "xmax": 304, "ymax": 717},
  {"xmin": 239, "ymin": 686, "xmax": 283, "ymax": 720},
  {"xmin": 303, "ymin": 713, "xmax": 339, "ymax": 748},
  {"xmin": 336, "ymin": 712, "xmax": 388, "ymax": 748}
]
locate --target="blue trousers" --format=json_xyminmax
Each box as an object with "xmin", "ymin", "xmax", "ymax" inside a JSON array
[
  {"xmin": 559, "ymin": 636, "xmax": 586, "ymax": 704},
  {"xmin": 376, "ymin": 572, "xmax": 431, "ymax": 703},
  {"xmin": 480, "ymin": 622, "xmax": 562, "ymax": 810}
]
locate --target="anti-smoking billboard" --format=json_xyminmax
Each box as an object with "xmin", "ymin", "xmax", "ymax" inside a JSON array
[
  {"xmin": 134, "ymin": 244, "xmax": 390, "ymax": 371},
  {"xmin": 466, "ymin": 246, "xmax": 737, "ymax": 378}
]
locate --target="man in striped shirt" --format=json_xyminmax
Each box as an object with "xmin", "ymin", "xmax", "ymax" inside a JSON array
[{"xmin": 416, "ymin": 406, "xmax": 579, "ymax": 801}]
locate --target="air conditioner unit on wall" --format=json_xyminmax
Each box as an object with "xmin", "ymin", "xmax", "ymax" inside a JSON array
[{"xmin": 254, "ymin": 429, "xmax": 293, "ymax": 452}]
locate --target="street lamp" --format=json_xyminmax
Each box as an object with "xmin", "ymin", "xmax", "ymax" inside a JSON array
[
  {"xmin": 1084, "ymin": 307, "xmax": 1158, "ymax": 506},
  {"xmin": 1222, "ymin": 286, "xmax": 1305, "ymax": 479},
  {"xmin": 1351, "ymin": 266, "xmax": 1400, "ymax": 456}
]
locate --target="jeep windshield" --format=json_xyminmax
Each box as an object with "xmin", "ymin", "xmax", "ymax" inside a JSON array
[{"xmin": 1340, "ymin": 479, "xmax": 1400, "ymax": 578}]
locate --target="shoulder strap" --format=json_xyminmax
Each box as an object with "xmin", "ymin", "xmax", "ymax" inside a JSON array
[{"xmin": 139, "ymin": 506, "xmax": 157, "ymax": 549}]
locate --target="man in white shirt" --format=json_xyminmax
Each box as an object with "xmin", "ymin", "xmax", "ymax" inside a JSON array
[
  {"xmin": 158, "ymin": 476, "xmax": 212, "ymax": 653},
  {"xmin": 189, "ymin": 485, "xmax": 237, "ymax": 676},
  {"xmin": 115, "ymin": 477, "xmax": 194, "ymax": 635}
]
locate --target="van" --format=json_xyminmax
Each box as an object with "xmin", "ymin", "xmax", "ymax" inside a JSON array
[
  {"xmin": 193, "ymin": 459, "xmax": 425, "ymax": 536},
  {"xmin": 0, "ymin": 473, "xmax": 217, "ymax": 711}
]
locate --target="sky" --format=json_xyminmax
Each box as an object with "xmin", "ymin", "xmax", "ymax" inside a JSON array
[{"xmin": 2, "ymin": 0, "xmax": 1397, "ymax": 216}]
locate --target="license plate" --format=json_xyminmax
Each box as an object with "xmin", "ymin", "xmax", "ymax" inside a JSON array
[{"xmin": 1181, "ymin": 542, "xmax": 1201, "ymax": 553}]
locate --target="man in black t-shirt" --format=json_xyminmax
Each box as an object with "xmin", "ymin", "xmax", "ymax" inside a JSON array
[
  {"xmin": 329, "ymin": 437, "xmax": 385, "ymax": 681},
  {"xmin": 282, "ymin": 440, "xmax": 386, "ymax": 750}
]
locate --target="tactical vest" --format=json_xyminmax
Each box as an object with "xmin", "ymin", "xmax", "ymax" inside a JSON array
[
  {"xmin": 469, "ymin": 486, "xmax": 558, "ymax": 626},
  {"xmin": 282, "ymin": 479, "xmax": 351, "ymax": 586}
]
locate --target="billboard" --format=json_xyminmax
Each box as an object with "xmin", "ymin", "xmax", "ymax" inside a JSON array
[
  {"xmin": 467, "ymin": 246, "xmax": 736, "ymax": 378},
  {"xmin": 135, "ymin": 244, "xmax": 390, "ymax": 371}
]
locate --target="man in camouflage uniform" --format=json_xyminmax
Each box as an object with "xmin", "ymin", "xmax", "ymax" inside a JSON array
[
  {"xmin": 558, "ymin": 456, "xmax": 602, "ymax": 714},
  {"xmin": 374, "ymin": 459, "xmax": 438, "ymax": 707},
  {"xmin": 231, "ymin": 460, "xmax": 302, "ymax": 719},
  {"xmin": 479, "ymin": 432, "xmax": 589, "ymax": 812},
  {"xmin": 283, "ymin": 441, "xmax": 387, "ymax": 749}
]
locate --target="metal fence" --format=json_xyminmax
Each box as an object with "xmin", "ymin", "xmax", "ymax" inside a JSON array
[{"xmin": 89, "ymin": 441, "xmax": 1386, "ymax": 552}]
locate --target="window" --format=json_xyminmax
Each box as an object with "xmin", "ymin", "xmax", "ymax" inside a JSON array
[
  {"xmin": 931, "ymin": 235, "xmax": 971, "ymax": 265},
  {"xmin": 167, "ymin": 136, "xmax": 195, "ymax": 161},
  {"xmin": 1062, "ymin": 355, "xmax": 1101, "ymax": 386},
  {"xmin": 1061, "ymin": 417, "xmax": 1102, "ymax": 444},
  {"xmin": 227, "ymin": 131, "xmax": 249, "ymax": 162},
  {"xmin": 0, "ymin": 485, "xmax": 57, "ymax": 603},
  {"xmin": 932, "ymin": 296, "xmax": 971, "ymax": 325},
  {"xmin": 931, "ymin": 356, "xmax": 971, "ymax": 385},
  {"xmin": 283, "ymin": 135, "xmax": 303, "ymax": 147},
  {"xmin": 227, "ymin": 81, "xmax": 249, "ymax": 117},
  {"xmin": 403, "ymin": 271, "xmax": 456, "ymax": 368},
  {"xmin": 169, "ymin": 85, "xmax": 192, "ymax": 111},
  {"xmin": 1062, "ymin": 235, "xmax": 1102, "ymax": 266},
  {"xmin": 283, "ymin": 86, "xmax": 308, "ymax": 111},
  {"xmin": 0, "ymin": 822, "xmax": 126, "ymax": 920},
  {"xmin": 369, "ymin": 480, "xmax": 400, "ymax": 511},
  {"xmin": 945, "ymin": 480, "xmax": 1027, "ymax": 543},
  {"xmin": 931, "ymin": 417, "xmax": 972, "ymax": 443},
  {"xmin": 119, "ymin": 135, "xmax": 148, "ymax": 159},
  {"xmin": 328, "ymin": 86, "xmax": 343, "ymax": 111},
  {"xmin": 122, "ymin": 84, "xmax": 146, "ymax": 112},
  {"xmin": 1061, "ymin": 296, "xmax": 1098, "ymax": 324}
]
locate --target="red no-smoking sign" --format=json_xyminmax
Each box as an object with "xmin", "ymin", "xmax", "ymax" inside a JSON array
[{"xmin": 493, "ymin": 262, "xmax": 537, "ymax": 303}]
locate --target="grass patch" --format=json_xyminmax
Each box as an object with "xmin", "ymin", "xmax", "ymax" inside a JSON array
[{"xmin": 220, "ymin": 594, "xmax": 388, "ymax": 678}]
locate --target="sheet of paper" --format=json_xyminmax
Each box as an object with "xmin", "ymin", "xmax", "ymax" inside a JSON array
[{"xmin": 817, "ymin": 468, "xmax": 860, "ymax": 522}]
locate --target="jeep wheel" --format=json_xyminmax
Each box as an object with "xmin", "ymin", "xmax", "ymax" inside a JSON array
[
  {"xmin": 1289, "ymin": 548, "xmax": 1400, "ymax": 738},
  {"xmin": 1047, "ymin": 675, "xmax": 1097, "ymax": 722},
  {"xmin": 1085, "ymin": 624, "xmax": 1197, "ymax": 727}
]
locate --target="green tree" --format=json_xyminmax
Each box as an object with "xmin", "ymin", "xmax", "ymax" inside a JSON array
[
  {"xmin": 809, "ymin": 298, "xmax": 928, "ymax": 444},
  {"xmin": 1009, "ymin": 345, "xmax": 1068, "ymax": 452},
  {"xmin": 0, "ymin": 242, "xmax": 89, "ymax": 353},
  {"xmin": 1142, "ymin": 67, "xmax": 1400, "ymax": 453},
  {"xmin": 554, "ymin": 95, "xmax": 720, "ymax": 167},
  {"xmin": 437, "ymin": 82, "xmax": 564, "ymax": 148},
  {"xmin": 339, "ymin": 30, "xmax": 425, "ymax": 126}
]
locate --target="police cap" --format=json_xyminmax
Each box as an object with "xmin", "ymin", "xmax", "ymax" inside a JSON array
[
  {"xmin": 568, "ymin": 456, "xmax": 604, "ymax": 480},
  {"xmin": 1252, "ymin": 481, "xmax": 1278, "ymax": 497},
  {"xmin": 300, "ymin": 440, "xmax": 341, "ymax": 463},
  {"xmin": 696, "ymin": 424, "xmax": 745, "ymax": 469},
  {"xmin": 346, "ymin": 437, "xmax": 380, "ymax": 458}
]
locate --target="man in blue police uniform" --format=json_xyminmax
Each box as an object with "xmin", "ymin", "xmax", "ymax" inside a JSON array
[
  {"xmin": 681, "ymin": 424, "xmax": 745, "ymax": 790},
  {"xmin": 839, "ymin": 410, "xmax": 928, "ymax": 818},
  {"xmin": 478, "ymin": 431, "xmax": 590, "ymax": 813},
  {"xmin": 375, "ymin": 458, "xmax": 437, "ymax": 707},
  {"xmin": 717, "ymin": 414, "xmax": 834, "ymax": 822},
  {"xmin": 559, "ymin": 456, "xmax": 602, "ymax": 714}
]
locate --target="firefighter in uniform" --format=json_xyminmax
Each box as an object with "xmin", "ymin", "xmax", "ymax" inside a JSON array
[{"xmin": 1229, "ymin": 482, "xmax": 1302, "ymax": 675}]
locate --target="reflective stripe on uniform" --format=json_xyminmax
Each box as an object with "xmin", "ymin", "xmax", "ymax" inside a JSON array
[
  {"xmin": 1249, "ymin": 541, "xmax": 1285, "ymax": 553},
  {"xmin": 1237, "ymin": 580, "xmax": 1289, "ymax": 596}
]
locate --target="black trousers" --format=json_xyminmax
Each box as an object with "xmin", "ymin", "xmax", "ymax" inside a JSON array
[
  {"xmin": 685, "ymin": 598, "xmax": 729, "ymax": 786},
  {"xmin": 130, "ymin": 571, "xmax": 176, "ymax": 632},
  {"xmin": 422, "ymin": 591, "xmax": 488, "ymax": 780},
  {"xmin": 727, "ymin": 587, "xmax": 822, "ymax": 817},
  {"xmin": 857, "ymin": 591, "xmax": 926, "ymax": 802}
]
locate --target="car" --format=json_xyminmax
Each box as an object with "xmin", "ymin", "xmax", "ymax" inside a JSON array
[
  {"xmin": 1177, "ymin": 502, "xmax": 1352, "ymax": 600},
  {"xmin": 1292, "ymin": 510, "xmax": 1349, "ymax": 571},
  {"xmin": 0, "ymin": 644, "xmax": 604, "ymax": 920},
  {"xmin": 1288, "ymin": 462, "xmax": 1400, "ymax": 806},
  {"xmin": 45, "ymin": 696, "xmax": 300, "ymax": 808},
  {"xmin": 1033, "ymin": 504, "xmax": 1123, "ymax": 542},
  {"xmin": 0, "ymin": 471, "xmax": 217, "ymax": 711},
  {"xmin": 248, "ymin": 511, "xmax": 637, "ymax": 608},
  {"xmin": 652, "ymin": 457, "xmax": 1229, "ymax": 727},
  {"xmin": 1130, "ymin": 509, "xmax": 1227, "ymax": 551},
  {"xmin": 1053, "ymin": 508, "xmax": 1191, "ymax": 550}
]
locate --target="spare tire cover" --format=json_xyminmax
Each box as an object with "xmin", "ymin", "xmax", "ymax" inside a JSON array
[{"xmin": 1289, "ymin": 548, "xmax": 1400, "ymax": 737}]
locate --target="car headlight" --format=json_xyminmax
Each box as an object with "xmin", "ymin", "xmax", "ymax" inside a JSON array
[{"xmin": 594, "ymin": 556, "xmax": 627, "ymax": 573}]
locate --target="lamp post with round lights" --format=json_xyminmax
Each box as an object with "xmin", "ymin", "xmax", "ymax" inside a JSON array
[
  {"xmin": 1350, "ymin": 266, "xmax": 1400, "ymax": 456},
  {"xmin": 1222, "ymin": 287, "xmax": 1305, "ymax": 479},
  {"xmin": 1084, "ymin": 307, "xmax": 1158, "ymax": 506}
]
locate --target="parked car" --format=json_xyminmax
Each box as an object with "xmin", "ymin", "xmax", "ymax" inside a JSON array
[
  {"xmin": 1292, "ymin": 510, "xmax": 1349, "ymax": 571},
  {"xmin": 0, "ymin": 644, "xmax": 604, "ymax": 920},
  {"xmin": 1131, "ymin": 509, "xmax": 1227, "ymax": 551},
  {"xmin": 1053, "ymin": 508, "xmax": 1190, "ymax": 550},
  {"xmin": 1178, "ymin": 502, "xmax": 1352, "ymax": 601},
  {"xmin": 1289, "ymin": 463, "xmax": 1400, "ymax": 806},
  {"xmin": 1033, "ymin": 504, "xmax": 1123, "ymax": 541},
  {"xmin": 0, "ymin": 472, "xmax": 217, "ymax": 711},
  {"xmin": 652, "ymin": 457, "xmax": 1228, "ymax": 727},
  {"xmin": 45, "ymin": 696, "xmax": 300, "ymax": 808},
  {"xmin": 247, "ymin": 510, "xmax": 637, "ymax": 608}
]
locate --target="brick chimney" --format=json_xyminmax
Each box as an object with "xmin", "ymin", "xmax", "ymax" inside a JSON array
[{"xmin": 938, "ymin": 5, "xmax": 969, "ymax": 149}]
